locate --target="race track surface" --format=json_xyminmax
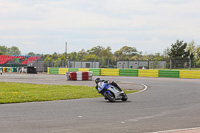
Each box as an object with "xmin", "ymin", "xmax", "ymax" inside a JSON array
[{"xmin": 0, "ymin": 73, "xmax": 200, "ymax": 133}]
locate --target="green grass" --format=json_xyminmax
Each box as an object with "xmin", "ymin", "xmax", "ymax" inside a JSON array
[{"xmin": 0, "ymin": 82, "xmax": 138, "ymax": 104}]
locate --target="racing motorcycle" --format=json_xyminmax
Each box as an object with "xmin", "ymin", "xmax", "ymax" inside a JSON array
[{"xmin": 96, "ymin": 80, "xmax": 128, "ymax": 102}]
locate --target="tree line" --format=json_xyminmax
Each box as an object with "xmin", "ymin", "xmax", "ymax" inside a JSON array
[{"xmin": 1, "ymin": 40, "xmax": 200, "ymax": 67}]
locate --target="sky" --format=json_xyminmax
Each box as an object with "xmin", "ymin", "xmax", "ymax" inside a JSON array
[{"xmin": 0, "ymin": 0, "xmax": 200, "ymax": 55}]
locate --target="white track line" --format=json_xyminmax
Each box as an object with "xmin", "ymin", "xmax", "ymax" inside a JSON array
[
  {"xmin": 130, "ymin": 83, "xmax": 148, "ymax": 95},
  {"xmin": 150, "ymin": 127, "xmax": 200, "ymax": 133}
]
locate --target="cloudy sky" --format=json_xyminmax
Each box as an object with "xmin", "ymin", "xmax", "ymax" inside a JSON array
[{"xmin": 0, "ymin": 0, "xmax": 200, "ymax": 55}]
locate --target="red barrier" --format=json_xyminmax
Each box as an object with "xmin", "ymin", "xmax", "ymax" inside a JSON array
[{"xmin": 67, "ymin": 71, "xmax": 92, "ymax": 81}]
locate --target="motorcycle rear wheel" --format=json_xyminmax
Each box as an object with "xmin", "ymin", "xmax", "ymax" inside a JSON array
[{"xmin": 104, "ymin": 92, "xmax": 115, "ymax": 102}]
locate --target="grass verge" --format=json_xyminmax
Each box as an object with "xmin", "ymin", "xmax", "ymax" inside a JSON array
[{"xmin": 0, "ymin": 82, "xmax": 138, "ymax": 104}]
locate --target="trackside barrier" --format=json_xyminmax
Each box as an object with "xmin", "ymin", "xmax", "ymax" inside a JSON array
[
  {"xmin": 12, "ymin": 67, "xmax": 17, "ymax": 72},
  {"xmin": 48, "ymin": 67, "xmax": 59, "ymax": 74},
  {"xmin": 119, "ymin": 69, "xmax": 138, "ymax": 76},
  {"xmin": 69, "ymin": 68, "xmax": 79, "ymax": 72},
  {"xmin": 6, "ymin": 67, "xmax": 12, "ymax": 72},
  {"xmin": 138, "ymin": 70, "xmax": 158, "ymax": 77},
  {"xmin": 58, "ymin": 68, "xmax": 69, "ymax": 74},
  {"xmin": 66, "ymin": 71, "xmax": 93, "ymax": 81},
  {"xmin": 0, "ymin": 67, "xmax": 2, "ymax": 74},
  {"xmin": 48, "ymin": 68, "xmax": 101, "ymax": 75},
  {"xmin": 101, "ymin": 68, "xmax": 119, "ymax": 76},
  {"xmin": 89, "ymin": 68, "xmax": 101, "ymax": 76},
  {"xmin": 158, "ymin": 70, "xmax": 179, "ymax": 78},
  {"xmin": 3, "ymin": 67, "xmax": 7, "ymax": 72},
  {"xmin": 179, "ymin": 70, "xmax": 200, "ymax": 79},
  {"xmin": 79, "ymin": 68, "xmax": 90, "ymax": 72},
  {"xmin": 48, "ymin": 68, "xmax": 200, "ymax": 79}
]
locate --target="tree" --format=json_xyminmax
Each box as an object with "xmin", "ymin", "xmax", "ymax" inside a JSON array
[
  {"xmin": 77, "ymin": 49, "xmax": 87, "ymax": 60},
  {"xmin": 114, "ymin": 46, "xmax": 137, "ymax": 60},
  {"xmin": 0, "ymin": 45, "xmax": 8, "ymax": 55},
  {"xmin": 8, "ymin": 46, "xmax": 21, "ymax": 55},
  {"xmin": 168, "ymin": 40, "xmax": 189, "ymax": 59},
  {"xmin": 196, "ymin": 45, "xmax": 200, "ymax": 59},
  {"xmin": 87, "ymin": 46, "xmax": 104, "ymax": 57},
  {"xmin": 83, "ymin": 54, "xmax": 99, "ymax": 61},
  {"xmin": 51, "ymin": 52, "xmax": 59, "ymax": 60},
  {"xmin": 163, "ymin": 48, "xmax": 170, "ymax": 59},
  {"xmin": 69, "ymin": 52, "xmax": 77, "ymax": 60},
  {"xmin": 28, "ymin": 52, "xmax": 37, "ymax": 55}
]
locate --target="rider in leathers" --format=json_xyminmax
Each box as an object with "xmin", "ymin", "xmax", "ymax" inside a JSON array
[{"xmin": 95, "ymin": 78, "xmax": 122, "ymax": 93}]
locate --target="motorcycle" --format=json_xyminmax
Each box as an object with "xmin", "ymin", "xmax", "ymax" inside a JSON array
[{"xmin": 97, "ymin": 82, "xmax": 128, "ymax": 102}]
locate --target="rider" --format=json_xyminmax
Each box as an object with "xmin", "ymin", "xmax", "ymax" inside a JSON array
[{"xmin": 95, "ymin": 77, "xmax": 122, "ymax": 93}]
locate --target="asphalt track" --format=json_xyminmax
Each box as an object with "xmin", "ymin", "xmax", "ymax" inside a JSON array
[{"xmin": 0, "ymin": 73, "xmax": 200, "ymax": 133}]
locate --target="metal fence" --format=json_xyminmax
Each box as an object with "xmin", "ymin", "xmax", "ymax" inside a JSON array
[
  {"xmin": 167, "ymin": 59, "xmax": 198, "ymax": 70},
  {"xmin": 27, "ymin": 60, "xmax": 100, "ymax": 72},
  {"xmin": 1, "ymin": 59, "xmax": 200, "ymax": 72}
]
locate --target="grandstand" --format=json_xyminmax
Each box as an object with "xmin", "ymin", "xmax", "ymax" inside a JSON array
[{"xmin": 0, "ymin": 55, "xmax": 42, "ymax": 66}]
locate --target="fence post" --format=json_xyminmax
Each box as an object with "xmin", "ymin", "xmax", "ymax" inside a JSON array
[
  {"xmin": 153, "ymin": 60, "xmax": 155, "ymax": 69},
  {"xmin": 128, "ymin": 60, "xmax": 129, "ymax": 68},
  {"xmin": 189, "ymin": 58, "xmax": 191, "ymax": 70},
  {"xmin": 108, "ymin": 59, "xmax": 109, "ymax": 68},
  {"xmin": 170, "ymin": 59, "xmax": 172, "ymax": 70}
]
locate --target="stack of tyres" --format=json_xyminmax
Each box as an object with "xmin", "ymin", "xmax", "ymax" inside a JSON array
[
  {"xmin": 3, "ymin": 67, "xmax": 7, "ymax": 72},
  {"xmin": 7, "ymin": 67, "xmax": 12, "ymax": 72},
  {"xmin": 66, "ymin": 72, "xmax": 70, "ymax": 80},
  {"xmin": 0, "ymin": 67, "xmax": 2, "ymax": 74},
  {"xmin": 81, "ymin": 71, "xmax": 93, "ymax": 80},
  {"xmin": 82, "ymin": 72, "xmax": 89, "ymax": 80},
  {"xmin": 12, "ymin": 67, "xmax": 17, "ymax": 72},
  {"xmin": 76, "ymin": 72, "xmax": 82, "ymax": 81},
  {"xmin": 68, "ymin": 71, "xmax": 93, "ymax": 81},
  {"xmin": 7, "ymin": 67, "xmax": 10, "ymax": 72},
  {"xmin": 70, "ymin": 72, "xmax": 77, "ymax": 80},
  {"xmin": 89, "ymin": 71, "xmax": 93, "ymax": 80}
]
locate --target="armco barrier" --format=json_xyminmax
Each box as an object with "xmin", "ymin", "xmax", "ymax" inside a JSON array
[
  {"xmin": 179, "ymin": 70, "xmax": 200, "ymax": 79},
  {"xmin": 119, "ymin": 69, "xmax": 138, "ymax": 76},
  {"xmin": 138, "ymin": 70, "xmax": 158, "ymax": 77},
  {"xmin": 101, "ymin": 68, "xmax": 119, "ymax": 76},
  {"xmin": 159, "ymin": 70, "xmax": 179, "ymax": 78},
  {"xmin": 58, "ymin": 68, "xmax": 69, "ymax": 74},
  {"xmin": 89, "ymin": 68, "xmax": 101, "ymax": 76}
]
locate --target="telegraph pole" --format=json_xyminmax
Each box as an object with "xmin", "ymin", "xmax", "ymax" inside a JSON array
[
  {"xmin": 65, "ymin": 42, "xmax": 67, "ymax": 58},
  {"xmin": 65, "ymin": 42, "xmax": 67, "ymax": 67}
]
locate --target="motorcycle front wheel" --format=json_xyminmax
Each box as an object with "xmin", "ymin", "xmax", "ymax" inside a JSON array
[
  {"xmin": 121, "ymin": 94, "xmax": 128, "ymax": 101},
  {"xmin": 104, "ymin": 92, "xmax": 115, "ymax": 102}
]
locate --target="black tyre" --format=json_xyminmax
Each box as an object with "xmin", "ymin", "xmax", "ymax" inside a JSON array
[
  {"xmin": 121, "ymin": 94, "xmax": 128, "ymax": 101},
  {"xmin": 104, "ymin": 92, "xmax": 115, "ymax": 102}
]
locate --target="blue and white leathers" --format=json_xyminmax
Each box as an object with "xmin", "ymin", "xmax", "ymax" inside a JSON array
[
  {"xmin": 97, "ymin": 81, "xmax": 128, "ymax": 102},
  {"xmin": 97, "ymin": 82, "xmax": 110, "ymax": 93}
]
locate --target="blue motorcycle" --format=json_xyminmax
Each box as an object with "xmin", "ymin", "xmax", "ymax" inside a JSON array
[{"xmin": 96, "ymin": 80, "xmax": 128, "ymax": 102}]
